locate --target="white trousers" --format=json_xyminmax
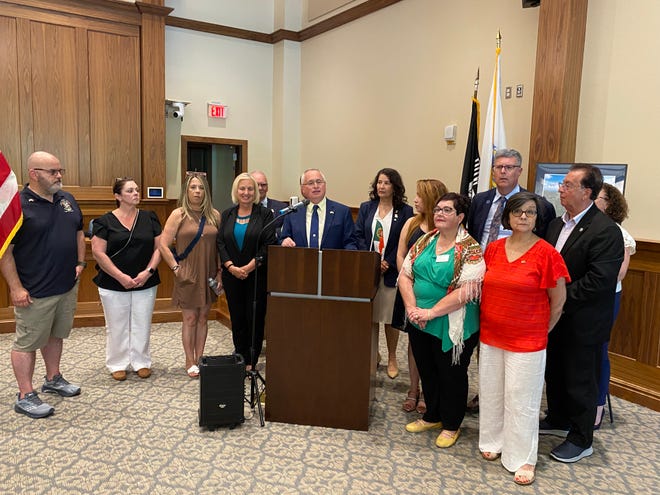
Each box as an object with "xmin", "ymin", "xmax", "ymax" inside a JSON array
[
  {"xmin": 98, "ymin": 286, "xmax": 157, "ymax": 372},
  {"xmin": 478, "ymin": 342, "xmax": 546, "ymax": 472}
]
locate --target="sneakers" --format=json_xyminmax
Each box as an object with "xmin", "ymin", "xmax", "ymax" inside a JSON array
[
  {"xmin": 14, "ymin": 392, "xmax": 55, "ymax": 419},
  {"xmin": 539, "ymin": 418, "xmax": 569, "ymax": 438},
  {"xmin": 42, "ymin": 373, "xmax": 81, "ymax": 397},
  {"xmin": 550, "ymin": 440, "xmax": 594, "ymax": 463}
]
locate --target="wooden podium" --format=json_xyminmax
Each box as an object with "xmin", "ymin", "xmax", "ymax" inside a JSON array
[{"xmin": 264, "ymin": 246, "xmax": 380, "ymax": 430}]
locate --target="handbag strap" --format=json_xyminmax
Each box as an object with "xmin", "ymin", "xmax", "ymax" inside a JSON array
[
  {"xmin": 109, "ymin": 210, "xmax": 140, "ymax": 260},
  {"xmin": 171, "ymin": 215, "xmax": 206, "ymax": 262}
]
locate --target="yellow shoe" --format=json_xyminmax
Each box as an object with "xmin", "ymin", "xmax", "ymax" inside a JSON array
[
  {"xmin": 405, "ymin": 419, "xmax": 443, "ymax": 433},
  {"xmin": 435, "ymin": 428, "xmax": 461, "ymax": 448}
]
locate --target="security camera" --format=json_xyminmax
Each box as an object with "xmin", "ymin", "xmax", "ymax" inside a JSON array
[{"xmin": 172, "ymin": 102, "xmax": 185, "ymax": 120}]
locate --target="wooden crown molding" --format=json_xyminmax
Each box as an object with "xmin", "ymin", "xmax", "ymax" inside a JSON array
[
  {"xmin": 165, "ymin": 0, "xmax": 404, "ymax": 44},
  {"xmin": 135, "ymin": 2, "xmax": 173, "ymax": 17}
]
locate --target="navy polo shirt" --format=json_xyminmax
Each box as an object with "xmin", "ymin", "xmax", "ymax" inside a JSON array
[{"xmin": 11, "ymin": 186, "xmax": 83, "ymax": 298}]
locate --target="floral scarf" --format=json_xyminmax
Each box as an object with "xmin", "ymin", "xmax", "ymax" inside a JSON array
[{"xmin": 401, "ymin": 224, "xmax": 485, "ymax": 364}]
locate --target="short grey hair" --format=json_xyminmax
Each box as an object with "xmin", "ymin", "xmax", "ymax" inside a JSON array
[
  {"xmin": 299, "ymin": 168, "xmax": 327, "ymax": 185},
  {"xmin": 493, "ymin": 148, "xmax": 523, "ymax": 167}
]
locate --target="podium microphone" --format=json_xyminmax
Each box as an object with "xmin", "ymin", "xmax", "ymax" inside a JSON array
[{"xmin": 278, "ymin": 198, "xmax": 310, "ymax": 215}]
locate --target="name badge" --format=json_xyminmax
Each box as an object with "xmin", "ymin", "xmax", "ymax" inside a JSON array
[{"xmin": 436, "ymin": 254, "xmax": 450, "ymax": 263}]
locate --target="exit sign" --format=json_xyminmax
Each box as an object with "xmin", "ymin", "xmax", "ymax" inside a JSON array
[{"xmin": 208, "ymin": 102, "xmax": 227, "ymax": 119}]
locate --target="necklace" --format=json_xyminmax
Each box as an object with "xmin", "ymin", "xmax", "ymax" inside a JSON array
[{"xmin": 236, "ymin": 213, "xmax": 251, "ymax": 225}]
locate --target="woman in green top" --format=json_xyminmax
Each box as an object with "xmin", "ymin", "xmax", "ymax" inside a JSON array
[{"xmin": 398, "ymin": 192, "xmax": 485, "ymax": 448}]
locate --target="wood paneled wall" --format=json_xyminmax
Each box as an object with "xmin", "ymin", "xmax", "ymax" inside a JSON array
[
  {"xmin": 609, "ymin": 240, "xmax": 660, "ymax": 411},
  {"xmin": 0, "ymin": 0, "xmax": 170, "ymax": 197}
]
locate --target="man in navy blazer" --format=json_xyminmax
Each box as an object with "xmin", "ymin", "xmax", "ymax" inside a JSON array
[
  {"xmin": 280, "ymin": 169, "xmax": 357, "ymax": 250},
  {"xmin": 541, "ymin": 164, "xmax": 623, "ymax": 463},
  {"xmin": 251, "ymin": 170, "xmax": 288, "ymax": 215},
  {"xmin": 251, "ymin": 170, "xmax": 287, "ymax": 239},
  {"xmin": 467, "ymin": 148, "xmax": 555, "ymax": 250}
]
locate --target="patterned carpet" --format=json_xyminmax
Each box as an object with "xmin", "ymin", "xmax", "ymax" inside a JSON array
[{"xmin": 0, "ymin": 321, "xmax": 658, "ymax": 494}]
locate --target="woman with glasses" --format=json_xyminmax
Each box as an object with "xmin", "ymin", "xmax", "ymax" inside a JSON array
[
  {"xmin": 478, "ymin": 191, "xmax": 569, "ymax": 485},
  {"xmin": 217, "ymin": 173, "xmax": 277, "ymax": 369},
  {"xmin": 395, "ymin": 179, "xmax": 447, "ymax": 414},
  {"xmin": 355, "ymin": 168, "xmax": 414, "ymax": 380},
  {"xmin": 91, "ymin": 178, "xmax": 162, "ymax": 381},
  {"xmin": 160, "ymin": 173, "xmax": 221, "ymax": 378},
  {"xmin": 398, "ymin": 192, "xmax": 484, "ymax": 449},
  {"xmin": 594, "ymin": 183, "xmax": 635, "ymax": 429}
]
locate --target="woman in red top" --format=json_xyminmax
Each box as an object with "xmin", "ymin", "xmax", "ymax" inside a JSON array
[{"xmin": 478, "ymin": 191, "xmax": 569, "ymax": 486}]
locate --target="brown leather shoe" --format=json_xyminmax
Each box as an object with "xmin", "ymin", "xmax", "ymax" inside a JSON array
[
  {"xmin": 136, "ymin": 368, "xmax": 151, "ymax": 379},
  {"xmin": 111, "ymin": 370, "xmax": 127, "ymax": 381}
]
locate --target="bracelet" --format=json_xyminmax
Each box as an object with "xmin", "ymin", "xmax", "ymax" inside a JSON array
[
  {"xmin": 226, "ymin": 262, "xmax": 234, "ymax": 269},
  {"xmin": 76, "ymin": 261, "xmax": 87, "ymax": 268},
  {"xmin": 172, "ymin": 265, "xmax": 180, "ymax": 272}
]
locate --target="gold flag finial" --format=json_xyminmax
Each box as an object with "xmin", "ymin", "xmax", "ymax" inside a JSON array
[{"xmin": 496, "ymin": 29, "xmax": 502, "ymax": 48}]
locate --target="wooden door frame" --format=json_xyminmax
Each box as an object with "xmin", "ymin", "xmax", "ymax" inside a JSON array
[{"xmin": 180, "ymin": 135, "xmax": 247, "ymax": 181}]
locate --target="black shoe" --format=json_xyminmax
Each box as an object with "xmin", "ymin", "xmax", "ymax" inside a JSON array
[
  {"xmin": 550, "ymin": 440, "xmax": 593, "ymax": 463},
  {"xmin": 539, "ymin": 418, "xmax": 569, "ymax": 438}
]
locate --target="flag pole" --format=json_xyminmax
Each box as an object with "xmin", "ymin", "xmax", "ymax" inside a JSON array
[{"xmin": 473, "ymin": 68, "xmax": 480, "ymax": 99}]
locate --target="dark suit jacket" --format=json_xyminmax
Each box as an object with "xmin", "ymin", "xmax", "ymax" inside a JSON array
[
  {"xmin": 545, "ymin": 203, "xmax": 624, "ymax": 344},
  {"xmin": 265, "ymin": 197, "xmax": 288, "ymax": 216},
  {"xmin": 265, "ymin": 197, "xmax": 288, "ymax": 239},
  {"xmin": 467, "ymin": 186, "xmax": 556, "ymax": 242},
  {"xmin": 280, "ymin": 198, "xmax": 357, "ymax": 250},
  {"xmin": 217, "ymin": 203, "xmax": 277, "ymax": 274},
  {"xmin": 354, "ymin": 200, "xmax": 414, "ymax": 287}
]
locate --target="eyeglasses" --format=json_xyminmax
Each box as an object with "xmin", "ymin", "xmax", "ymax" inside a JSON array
[
  {"xmin": 433, "ymin": 206, "xmax": 455, "ymax": 215},
  {"xmin": 492, "ymin": 165, "xmax": 520, "ymax": 172},
  {"xmin": 558, "ymin": 181, "xmax": 583, "ymax": 190},
  {"xmin": 114, "ymin": 176, "xmax": 134, "ymax": 183},
  {"xmin": 257, "ymin": 183, "xmax": 268, "ymax": 188},
  {"xmin": 33, "ymin": 168, "xmax": 65, "ymax": 176},
  {"xmin": 511, "ymin": 208, "xmax": 537, "ymax": 217},
  {"xmin": 186, "ymin": 171, "xmax": 207, "ymax": 177},
  {"xmin": 303, "ymin": 179, "xmax": 325, "ymax": 187}
]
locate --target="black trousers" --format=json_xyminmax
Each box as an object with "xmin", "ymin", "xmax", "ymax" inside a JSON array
[
  {"xmin": 545, "ymin": 327, "xmax": 602, "ymax": 448},
  {"xmin": 407, "ymin": 323, "xmax": 478, "ymax": 430},
  {"xmin": 223, "ymin": 271, "xmax": 267, "ymax": 367}
]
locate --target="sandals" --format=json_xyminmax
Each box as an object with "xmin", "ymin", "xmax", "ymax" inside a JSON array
[
  {"xmin": 481, "ymin": 451, "xmax": 501, "ymax": 461},
  {"xmin": 187, "ymin": 365, "xmax": 200, "ymax": 378},
  {"xmin": 416, "ymin": 392, "xmax": 427, "ymax": 414},
  {"xmin": 514, "ymin": 465, "xmax": 536, "ymax": 486},
  {"xmin": 402, "ymin": 391, "xmax": 418, "ymax": 412}
]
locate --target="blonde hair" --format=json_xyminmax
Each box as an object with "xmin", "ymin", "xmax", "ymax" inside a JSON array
[
  {"xmin": 406, "ymin": 179, "xmax": 448, "ymax": 244},
  {"xmin": 231, "ymin": 173, "xmax": 260, "ymax": 205},
  {"xmin": 179, "ymin": 173, "xmax": 218, "ymax": 228}
]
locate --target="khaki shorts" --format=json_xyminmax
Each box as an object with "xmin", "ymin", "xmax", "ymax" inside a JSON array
[{"xmin": 13, "ymin": 281, "xmax": 79, "ymax": 352}]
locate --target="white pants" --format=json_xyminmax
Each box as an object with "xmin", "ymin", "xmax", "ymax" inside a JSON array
[
  {"xmin": 478, "ymin": 342, "xmax": 546, "ymax": 472},
  {"xmin": 98, "ymin": 286, "xmax": 157, "ymax": 372}
]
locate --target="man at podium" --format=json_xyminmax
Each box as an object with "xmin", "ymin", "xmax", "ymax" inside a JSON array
[{"xmin": 280, "ymin": 169, "xmax": 357, "ymax": 250}]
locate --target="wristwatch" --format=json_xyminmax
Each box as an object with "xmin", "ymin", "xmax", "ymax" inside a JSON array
[
  {"xmin": 148, "ymin": 267, "xmax": 155, "ymax": 274},
  {"xmin": 77, "ymin": 261, "xmax": 87, "ymax": 268}
]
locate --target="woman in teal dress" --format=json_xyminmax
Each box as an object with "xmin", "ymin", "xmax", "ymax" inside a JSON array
[{"xmin": 398, "ymin": 192, "xmax": 485, "ymax": 448}]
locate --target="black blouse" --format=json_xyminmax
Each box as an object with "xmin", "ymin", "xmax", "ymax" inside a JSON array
[{"xmin": 92, "ymin": 210, "xmax": 162, "ymax": 291}]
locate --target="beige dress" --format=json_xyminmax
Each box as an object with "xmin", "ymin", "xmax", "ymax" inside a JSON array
[{"xmin": 171, "ymin": 214, "xmax": 219, "ymax": 309}]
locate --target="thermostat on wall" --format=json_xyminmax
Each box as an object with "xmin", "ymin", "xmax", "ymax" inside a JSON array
[{"xmin": 147, "ymin": 187, "xmax": 163, "ymax": 199}]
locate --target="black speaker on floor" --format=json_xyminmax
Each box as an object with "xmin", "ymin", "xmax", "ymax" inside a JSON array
[{"xmin": 199, "ymin": 354, "xmax": 246, "ymax": 429}]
